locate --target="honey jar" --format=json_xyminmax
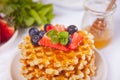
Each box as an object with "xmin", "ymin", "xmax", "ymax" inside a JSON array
[{"xmin": 82, "ymin": 0, "xmax": 116, "ymax": 49}]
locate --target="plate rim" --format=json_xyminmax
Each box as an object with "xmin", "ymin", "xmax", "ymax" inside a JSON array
[{"xmin": 94, "ymin": 48, "xmax": 107, "ymax": 80}]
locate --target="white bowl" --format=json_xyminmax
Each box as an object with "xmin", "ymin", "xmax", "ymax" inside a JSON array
[{"xmin": 0, "ymin": 30, "xmax": 18, "ymax": 51}]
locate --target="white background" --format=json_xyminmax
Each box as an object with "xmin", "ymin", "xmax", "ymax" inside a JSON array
[{"xmin": 0, "ymin": 0, "xmax": 120, "ymax": 80}]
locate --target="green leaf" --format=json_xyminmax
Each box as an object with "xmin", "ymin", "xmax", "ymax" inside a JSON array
[
  {"xmin": 0, "ymin": 0, "xmax": 55, "ymax": 29},
  {"xmin": 38, "ymin": 4, "xmax": 53, "ymax": 17},
  {"xmin": 30, "ymin": 9, "xmax": 42, "ymax": 24},
  {"xmin": 32, "ymin": 3, "xmax": 43, "ymax": 10},
  {"xmin": 38, "ymin": 8, "xmax": 48, "ymax": 16},
  {"xmin": 46, "ymin": 30, "xmax": 69, "ymax": 45},
  {"xmin": 24, "ymin": 17, "xmax": 35, "ymax": 27},
  {"xmin": 42, "ymin": 4, "xmax": 53, "ymax": 11},
  {"xmin": 51, "ymin": 35, "xmax": 59, "ymax": 44},
  {"xmin": 47, "ymin": 30, "xmax": 59, "ymax": 44},
  {"xmin": 47, "ymin": 30, "xmax": 58, "ymax": 38},
  {"xmin": 39, "ymin": 16, "xmax": 47, "ymax": 24},
  {"xmin": 59, "ymin": 31, "xmax": 68, "ymax": 45},
  {"xmin": 46, "ymin": 13, "xmax": 55, "ymax": 22}
]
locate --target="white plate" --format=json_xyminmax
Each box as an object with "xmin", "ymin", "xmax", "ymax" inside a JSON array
[{"xmin": 10, "ymin": 49, "xmax": 107, "ymax": 80}]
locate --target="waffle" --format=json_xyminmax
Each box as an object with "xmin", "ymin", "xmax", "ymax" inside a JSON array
[{"xmin": 19, "ymin": 30, "xmax": 96, "ymax": 80}]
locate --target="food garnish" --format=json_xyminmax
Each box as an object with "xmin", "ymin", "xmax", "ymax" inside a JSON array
[{"xmin": 29, "ymin": 24, "xmax": 83, "ymax": 51}]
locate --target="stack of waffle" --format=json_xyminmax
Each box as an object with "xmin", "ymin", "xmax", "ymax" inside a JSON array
[{"xmin": 19, "ymin": 30, "xmax": 96, "ymax": 80}]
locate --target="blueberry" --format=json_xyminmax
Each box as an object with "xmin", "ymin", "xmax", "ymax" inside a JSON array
[
  {"xmin": 29, "ymin": 28, "xmax": 39, "ymax": 36},
  {"xmin": 44, "ymin": 24, "xmax": 52, "ymax": 31},
  {"xmin": 31, "ymin": 35, "xmax": 40, "ymax": 46},
  {"xmin": 67, "ymin": 25, "xmax": 78, "ymax": 34},
  {"xmin": 39, "ymin": 30, "xmax": 46, "ymax": 38},
  {"xmin": 66, "ymin": 37, "xmax": 72, "ymax": 46}
]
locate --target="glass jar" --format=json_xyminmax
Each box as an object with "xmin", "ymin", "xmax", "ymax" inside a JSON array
[{"xmin": 82, "ymin": 0, "xmax": 116, "ymax": 49}]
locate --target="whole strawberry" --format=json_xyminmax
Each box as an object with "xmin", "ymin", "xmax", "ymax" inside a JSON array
[{"xmin": 0, "ymin": 19, "xmax": 14, "ymax": 44}]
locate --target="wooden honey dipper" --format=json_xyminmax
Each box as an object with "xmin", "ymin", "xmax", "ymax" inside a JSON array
[{"xmin": 89, "ymin": 0, "xmax": 116, "ymax": 36}]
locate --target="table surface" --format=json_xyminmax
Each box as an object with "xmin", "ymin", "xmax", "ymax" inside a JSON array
[{"xmin": 0, "ymin": 0, "xmax": 120, "ymax": 80}]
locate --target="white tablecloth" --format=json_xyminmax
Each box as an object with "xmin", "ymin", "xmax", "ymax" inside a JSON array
[{"xmin": 0, "ymin": 0, "xmax": 120, "ymax": 80}]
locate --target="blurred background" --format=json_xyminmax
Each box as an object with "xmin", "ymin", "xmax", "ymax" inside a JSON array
[{"xmin": 0, "ymin": 0, "xmax": 120, "ymax": 80}]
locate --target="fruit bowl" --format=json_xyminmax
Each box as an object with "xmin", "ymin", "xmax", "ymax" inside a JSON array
[{"xmin": 0, "ymin": 19, "xmax": 18, "ymax": 50}]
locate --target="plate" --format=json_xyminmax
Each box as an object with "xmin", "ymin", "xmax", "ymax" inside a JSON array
[{"xmin": 10, "ymin": 49, "xmax": 107, "ymax": 80}]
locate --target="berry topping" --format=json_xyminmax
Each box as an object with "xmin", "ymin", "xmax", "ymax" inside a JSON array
[
  {"xmin": 39, "ymin": 36, "xmax": 69, "ymax": 51},
  {"xmin": 44, "ymin": 24, "xmax": 54, "ymax": 32},
  {"xmin": 54, "ymin": 25, "xmax": 66, "ymax": 32},
  {"xmin": 31, "ymin": 35, "xmax": 41, "ymax": 46},
  {"xmin": 67, "ymin": 25, "xmax": 78, "ymax": 34},
  {"xmin": 29, "ymin": 28, "xmax": 39, "ymax": 36},
  {"xmin": 28, "ymin": 24, "xmax": 83, "ymax": 51},
  {"xmin": 68, "ymin": 32, "xmax": 83, "ymax": 49},
  {"xmin": 39, "ymin": 30, "xmax": 46, "ymax": 38}
]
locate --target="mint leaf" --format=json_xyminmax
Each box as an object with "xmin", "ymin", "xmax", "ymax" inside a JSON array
[
  {"xmin": 30, "ymin": 9, "xmax": 42, "ymax": 24},
  {"xmin": 46, "ymin": 30, "xmax": 58, "ymax": 38},
  {"xmin": 51, "ymin": 35, "xmax": 59, "ymax": 44},
  {"xmin": 0, "ymin": 0, "xmax": 55, "ymax": 29},
  {"xmin": 59, "ymin": 31, "xmax": 68, "ymax": 45},
  {"xmin": 46, "ymin": 30, "xmax": 59, "ymax": 44},
  {"xmin": 47, "ymin": 30, "xmax": 69, "ymax": 45},
  {"xmin": 24, "ymin": 17, "xmax": 35, "ymax": 27}
]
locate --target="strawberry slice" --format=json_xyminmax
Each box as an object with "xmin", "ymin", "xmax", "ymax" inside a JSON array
[
  {"xmin": 68, "ymin": 32, "xmax": 83, "ymax": 50},
  {"xmin": 38, "ymin": 35, "xmax": 69, "ymax": 51},
  {"xmin": 54, "ymin": 25, "xmax": 66, "ymax": 32},
  {"xmin": 45, "ymin": 24, "xmax": 54, "ymax": 32},
  {"xmin": 45, "ymin": 24, "xmax": 66, "ymax": 32}
]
